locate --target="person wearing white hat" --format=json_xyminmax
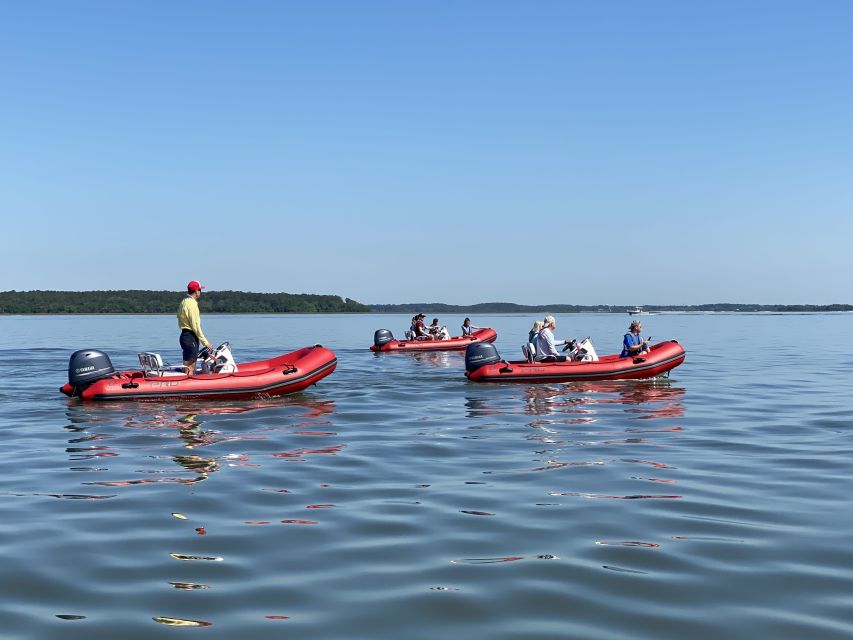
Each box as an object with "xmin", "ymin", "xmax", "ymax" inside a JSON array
[{"xmin": 536, "ymin": 315, "xmax": 572, "ymax": 362}]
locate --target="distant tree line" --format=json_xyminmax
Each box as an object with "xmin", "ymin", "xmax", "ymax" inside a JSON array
[
  {"xmin": 1, "ymin": 292, "xmax": 849, "ymax": 314},
  {"xmin": 369, "ymin": 302, "xmax": 853, "ymax": 313},
  {"xmin": 0, "ymin": 290, "xmax": 371, "ymax": 314}
]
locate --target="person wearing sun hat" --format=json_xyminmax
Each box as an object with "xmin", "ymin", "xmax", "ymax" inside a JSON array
[{"xmin": 177, "ymin": 280, "xmax": 213, "ymax": 375}]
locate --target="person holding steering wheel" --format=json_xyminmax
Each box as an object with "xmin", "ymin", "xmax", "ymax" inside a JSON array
[
  {"xmin": 177, "ymin": 280, "xmax": 213, "ymax": 376},
  {"xmin": 536, "ymin": 315, "xmax": 573, "ymax": 362},
  {"xmin": 621, "ymin": 320, "xmax": 650, "ymax": 358}
]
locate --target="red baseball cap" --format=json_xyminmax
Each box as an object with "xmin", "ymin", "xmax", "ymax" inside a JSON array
[{"xmin": 187, "ymin": 280, "xmax": 205, "ymax": 292}]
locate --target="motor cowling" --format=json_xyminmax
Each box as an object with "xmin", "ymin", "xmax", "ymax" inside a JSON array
[
  {"xmin": 465, "ymin": 342, "xmax": 501, "ymax": 373},
  {"xmin": 374, "ymin": 329, "xmax": 395, "ymax": 348},
  {"xmin": 68, "ymin": 349, "xmax": 115, "ymax": 387}
]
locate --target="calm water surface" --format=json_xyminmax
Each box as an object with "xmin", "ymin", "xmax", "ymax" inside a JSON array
[{"xmin": 1, "ymin": 313, "xmax": 852, "ymax": 639}]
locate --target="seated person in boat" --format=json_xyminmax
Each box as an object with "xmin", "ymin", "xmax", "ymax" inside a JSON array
[
  {"xmin": 428, "ymin": 318, "xmax": 450, "ymax": 340},
  {"xmin": 536, "ymin": 316, "xmax": 572, "ymax": 362},
  {"xmin": 528, "ymin": 320, "xmax": 544, "ymax": 349},
  {"xmin": 405, "ymin": 315, "xmax": 419, "ymax": 340},
  {"xmin": 413, "ymin": 313, "xmax": 434, "ymax": 340},
  {"xmin": 461, "ymin": 317, "xmax": 481, "ymax": 337},
  {"xmin": 620, "ymin": 320, "xmax": 650, "ymax": 357}
]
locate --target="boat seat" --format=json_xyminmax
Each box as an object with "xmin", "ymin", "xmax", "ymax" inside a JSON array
[
  {"xmin": 522, "ymin": 343, "xmax": 536, "ymax": 364},
  {"xmin": 144, "ymin": 369, "xmax": 186, "ymax": 378},
  {"xmin": 138, "ymin": 352, "xmax": 186, "ymax": 377}
]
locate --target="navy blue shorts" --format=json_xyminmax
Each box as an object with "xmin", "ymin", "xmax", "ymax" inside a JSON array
[{"xmin": 180, "ymin": 329, "xmax": 199, "ymax": 362}]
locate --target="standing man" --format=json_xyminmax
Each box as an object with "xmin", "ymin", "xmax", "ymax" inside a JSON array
[{"xmin": 177, "ymin": 280, "xmax": 213, "ymax": 376}]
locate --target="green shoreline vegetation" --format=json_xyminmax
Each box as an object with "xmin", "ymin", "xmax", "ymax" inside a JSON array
[
  {"xmin": 0, "ymin": 290, "xmax": 370, "ymax": 314},
  {"xmin": 0, "ymin": 291, "xmax": 850, "ymax": 314}
]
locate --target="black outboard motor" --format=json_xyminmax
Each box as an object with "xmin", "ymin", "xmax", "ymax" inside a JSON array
[
  {"xmin": 465, "ymin": 342, "xmax": 501, "ymax": 373},
  {"xmin": 68, "ymin": 349, "xmax": 115, "ymax": 388},
  {"xmin": 374, "ymin": 329, "xmax": 395, "ymax": 348}
]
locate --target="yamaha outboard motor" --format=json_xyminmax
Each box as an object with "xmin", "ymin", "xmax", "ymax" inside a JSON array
[
  {"xmin": 68, "ymin": 349, "xmax": 115, "ymax": 388},
  {"xmin": 374, "ymin": 329, "xmax": 395, "ymax": 348},
  {"xmin": 465, "ymin": 342, "xmax": 501, "ymax": 373}
]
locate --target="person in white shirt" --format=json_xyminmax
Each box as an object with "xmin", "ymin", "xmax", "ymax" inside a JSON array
[
  {"xmin": 536, "ymin": 315, "xmax": 572, "ymax": 362},
  {"xmin": 461, "ymin": 317, "xmax": 481, "ymax": 337}
]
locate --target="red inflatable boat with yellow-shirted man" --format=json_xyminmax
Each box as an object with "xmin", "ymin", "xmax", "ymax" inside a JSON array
[{"xmin": 60, "ymin": 343, "xmax": 337, "ymax": 401}]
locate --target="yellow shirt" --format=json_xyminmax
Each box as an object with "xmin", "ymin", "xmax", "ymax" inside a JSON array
[{"xmin": 177, "ymin": 296, "xmax": 209, "ymax": 346}]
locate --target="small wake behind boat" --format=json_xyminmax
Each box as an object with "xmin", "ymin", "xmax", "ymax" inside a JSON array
[
  {"xmin": 370, "ymin": 328, "xmax": 497, "ymax": 352},
  {"xmin": 60, "ymin": 344, "xmax": 337, "ymax": 401},
  {"xmin": 464, "ymin": 340, "xmax": 685, "ymax": 383}
]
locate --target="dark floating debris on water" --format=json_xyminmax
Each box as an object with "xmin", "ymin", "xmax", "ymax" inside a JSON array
[
  {"xmin": 44, "ymin": 493, "xmax": 116, "ymax": 500},
  {"xmin": 549, "ymin": 492, "xmax": 681, "ymax": 500},
  {"xmin": 152, "ymin": 616, "xmax": 212, "ymax": 627},
  {"xmin": 596, "ymin": 540, "xmax": 660, "ymax": 548},
  {"xmin": 55, "ymin": 614, "xmax": 86, "ymax": 620},
  {"xmin": 169, "ymin": 553, "xmax": 223, "ymax": 562},
  {"xmin": 602, "ymin": 565, "xmax": 648, "ymax": 575},
  {"xmin": 451, "ymin": 556, "xmax": 523, "ymax": 564},
  {"xmin": 169, "ymin": 582, "xmax": 209, "ymax": 590}
]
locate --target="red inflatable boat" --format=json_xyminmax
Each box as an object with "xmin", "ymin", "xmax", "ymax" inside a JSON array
[
  {"xmin": 370, "ymin": 327, "xmax": 497, "ymax": 352},
  {"xmin": 465, "ymin": 340, "xmax": 685, "ymax": 383},
  {"xmin": 60, "ymin": 345, "xmax": 337, "ymax": 401}
]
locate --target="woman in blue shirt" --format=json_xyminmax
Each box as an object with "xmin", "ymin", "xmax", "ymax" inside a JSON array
[{"xmin": 621, "ymin": 320, "xmax": 650, "ymax": 357}]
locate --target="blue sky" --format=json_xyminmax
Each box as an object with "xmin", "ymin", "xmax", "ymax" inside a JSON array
[{"xmin": 1, "ymin": 1, "xmax": 851, "ymax": 305}]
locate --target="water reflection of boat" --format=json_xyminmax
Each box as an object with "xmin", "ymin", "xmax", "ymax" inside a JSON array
[
  {"xmin": 522, "ymin": 380, "xmax": 685, "ymax": 419},
  {"xmin": 410, "ymin": 351, "xmax": 461, "ymax": 368},
  {"xmin": 63, "ymin": 395, "xmax": 337, "ymax": 483},
  {"xmin": 65, "ymin": 395, "xmax": 335, "ymax": 421}
]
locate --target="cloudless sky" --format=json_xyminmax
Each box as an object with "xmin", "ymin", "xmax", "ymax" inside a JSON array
[{"xmin": 1, "ymin": 1, "xmax": 851, "ymax": 305}]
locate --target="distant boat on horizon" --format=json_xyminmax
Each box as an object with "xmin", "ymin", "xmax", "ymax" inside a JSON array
[{"xmin": 628, "ymin": 306, "xmax": 653, "ymax": 315}]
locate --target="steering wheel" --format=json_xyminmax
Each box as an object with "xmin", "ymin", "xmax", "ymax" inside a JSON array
[{"xmin": 562, "ymin": 339, "xmax": 577, "ymax": 352}]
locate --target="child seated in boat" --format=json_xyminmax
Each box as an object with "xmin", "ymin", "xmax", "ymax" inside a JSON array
[
  {"xmin": 528, "ymin": 320, "xmax": 544, "ymax": 348},
  {"xmin": 428, "ymin": 318, "xmax": 450, "ymax": 340},
  {"xmin": 461, "ymin": 318, "xmax": 481, "ymax": 336},
  {"xmin": 620, "ymin": 320, "xmax": 650, "ymax": 357}
]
